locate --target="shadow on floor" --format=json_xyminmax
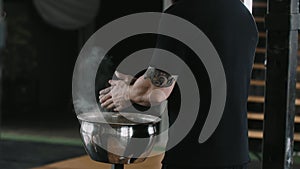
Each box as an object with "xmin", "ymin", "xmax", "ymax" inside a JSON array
[{"xmin": 0, "ymin": 139, "xmax": 86, "ymax": 169}]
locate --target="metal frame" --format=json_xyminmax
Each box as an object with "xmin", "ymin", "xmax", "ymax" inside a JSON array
[
  {"xmin": 262, "ymin": 0, "xmax": 300, "ymax": 169},
  {"xmin": 111, "ymin": 164, "xmax": 124, "ymax": 169},
  {"xmin": 0, "ymin": 0, "xmax": 4, "ymax": 139}
]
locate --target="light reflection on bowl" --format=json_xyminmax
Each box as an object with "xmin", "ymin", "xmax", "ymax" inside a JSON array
[{"xmin": 78, "ymin": 112, "xmax": 161, "ymax": 164}]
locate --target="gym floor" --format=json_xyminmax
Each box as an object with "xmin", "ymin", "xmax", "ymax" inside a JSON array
[{"xmin": 1, "ymin": 121, "xmax": 299, "ymax": 169}]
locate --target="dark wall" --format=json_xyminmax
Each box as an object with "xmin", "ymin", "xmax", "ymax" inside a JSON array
[
  {"xmin": 2, "ymin": 1, "xmax": 78, "ymax": 123},
  {"xmin": 1, "ymin": 0, "xmax": 163, "ymax": 125},
  {"xmin": 96, "ymin": 0, "xmax": 163, "ymax": 28}
]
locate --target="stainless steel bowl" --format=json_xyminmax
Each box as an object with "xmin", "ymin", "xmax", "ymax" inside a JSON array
[{"xmin": 78, "ymin": 112, "xmax": 161, "ymax": 164}]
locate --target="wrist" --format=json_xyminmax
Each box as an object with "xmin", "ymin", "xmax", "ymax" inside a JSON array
[
  {"xmin": 128, "ymin": 85, "xmax": 151, "ymax": 107},
  {"xmin": 127, "ymin": 85, "xmax": 133, "ymax": 101}
]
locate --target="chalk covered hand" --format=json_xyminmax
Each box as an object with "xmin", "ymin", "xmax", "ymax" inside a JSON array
[{"xmin": 99, "ymin": 71, "xmax": 134, "ymax": 111}]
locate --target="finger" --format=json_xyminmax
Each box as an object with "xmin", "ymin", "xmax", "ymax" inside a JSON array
[
  {"xmin": 115, "ymin": 71, "xmax": 126, "ymax": 80},
  {"xmin": 124, "ymin": 77, "xmax": 134, "ymax": 84},
  {"xmin": 114, "ymin": 103, "xmax": 126, "ymax": 111},
  {"xmin": 115, "ymin": 71, "xmax": 133, "ymax": 84},
  {"xmin": 99, "ymin": 86, "xmax": 112, "ymax": 95},
  {"xmin": 114, "ymin": 106, "xmax": 121, "ymax": 112},
  {"xmin": 101, "ymin": 98, "xmax": 113, "ymax": 107},
  {"xmin": 99, "ymin": 94, "xmax": 106, "ymax": 101},
  {"xmin": 107, "ymin": 103, "xmax": 116, "ymax": 109},
  {"xmin": 114, "ymin": 106, "xmax": 125, "ymax": 112},
  {"xmin": 100, "ymin": 94, "xmax": 111, "ymax": 103},
  {"xmin": 109, "ymin": 80, "xmax": 119, "ymax": 86}
]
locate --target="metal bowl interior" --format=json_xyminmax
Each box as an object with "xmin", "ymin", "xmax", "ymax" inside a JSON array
[{"xmin": 78, "ymin": 112, "xmax": 161, "ymax": 164}]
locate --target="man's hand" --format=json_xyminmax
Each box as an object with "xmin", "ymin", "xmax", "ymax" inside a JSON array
[
  {"xmin": 99, "ymin": 71, "xmax": 134, "ymax": 111},
  {"xmin": 99, "ymin": 68, "xmax": 176, "ymax": 111}
]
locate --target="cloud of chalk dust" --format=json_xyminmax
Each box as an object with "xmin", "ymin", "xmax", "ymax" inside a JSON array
[{"xmin": 72, "ymin": 46, "xmax": 108, "ymax": 116}]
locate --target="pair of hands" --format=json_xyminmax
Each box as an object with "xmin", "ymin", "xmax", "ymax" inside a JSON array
[{"xmin": 99, "ymin": 71, "xmax": 133, "ymax": 112}]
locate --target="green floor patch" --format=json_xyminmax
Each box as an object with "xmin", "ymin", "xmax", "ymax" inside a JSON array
[
  {"xmin": 2, "ymin": 132, "xmax": 300, "ymax": 165},
  {"xmin": 249, "ymin": 151, "xmax": 261, "ymax": 161},
  {"xmin": 0, "ymin": 132, "xmax": 82, "ymax": 146}
]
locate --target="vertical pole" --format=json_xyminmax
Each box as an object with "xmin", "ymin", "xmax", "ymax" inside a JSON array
[
  {"xmin": 262, "ymin": 0, "xmax": 300, "ymax": 169},
  {"xmin": 0, "ymin": 0, "xmax": 5, "ymax": 139},
  {"xmin": 111, "ymin": 164, "xmax": 124, "ymax": 169}
]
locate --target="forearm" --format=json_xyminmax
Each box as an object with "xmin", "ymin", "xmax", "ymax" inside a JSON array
[
  {"xmin": 129, "ymin": 76, "xmax": 153, "ymax": 107},
  {"xmin": 129, "ymin": 75, "xmax": 174, "ymax": 107}
]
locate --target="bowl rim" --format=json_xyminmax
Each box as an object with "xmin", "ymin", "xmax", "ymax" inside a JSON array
[{"xmin": 77, "ymin": 112, "xmax": 161, "ymax": 126}]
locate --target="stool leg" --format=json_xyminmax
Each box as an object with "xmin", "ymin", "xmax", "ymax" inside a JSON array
[{"xmin": 111, "ymin": 164, "xmax": 124, "ymax": 169}]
